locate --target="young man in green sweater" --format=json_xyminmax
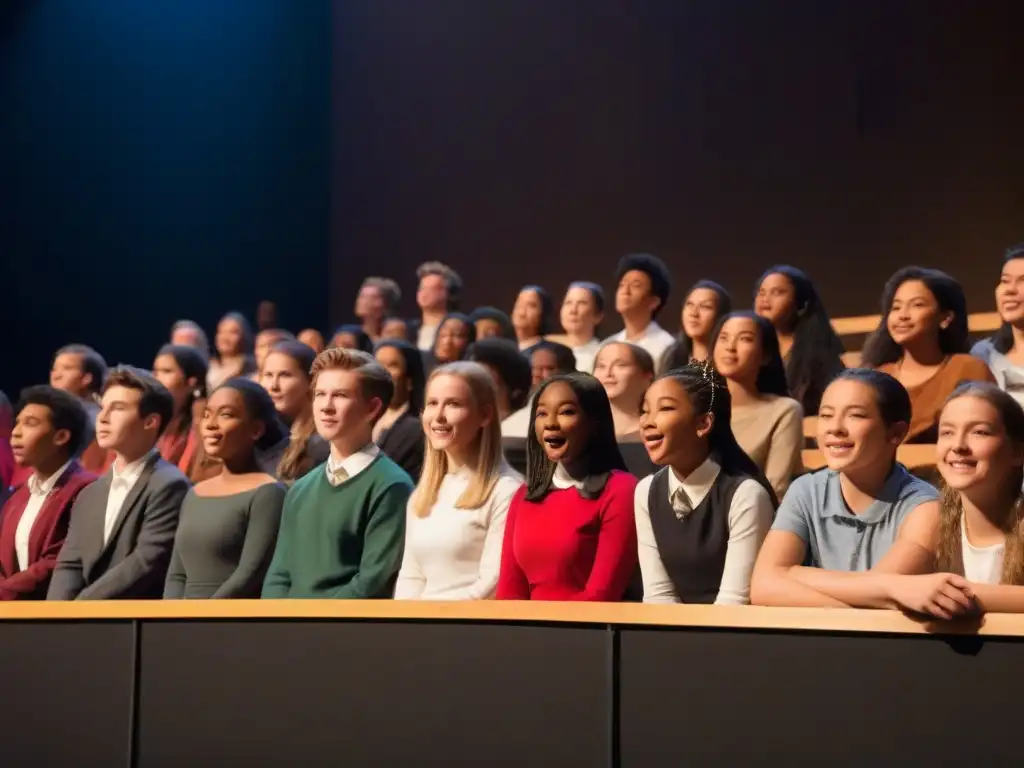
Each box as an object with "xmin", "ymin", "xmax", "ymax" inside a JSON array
[{"xmin": 262, "ymin": 348, "xmax": 414, "ymax": 599}]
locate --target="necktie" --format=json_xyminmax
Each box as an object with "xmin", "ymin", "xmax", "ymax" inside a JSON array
[
  {"xmin": 670, "ymin": 486, "xmax": 693, "ymax": 519},
  {"xmin": 329, "ymin": 465, "xmax": 349, "ymax": 487}
]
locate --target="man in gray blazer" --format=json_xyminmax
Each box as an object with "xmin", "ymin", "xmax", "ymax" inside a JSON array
[{"xmin": 48, "ymin": 366, "xmax": 189, "ymax": 600}]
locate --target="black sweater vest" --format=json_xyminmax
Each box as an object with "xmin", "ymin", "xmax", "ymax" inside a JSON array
[{"xmin": 647, "ymin": 466, "xmax": 749, "ymax": 604}]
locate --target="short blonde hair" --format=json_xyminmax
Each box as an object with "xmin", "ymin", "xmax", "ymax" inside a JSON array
[
  {"xmin": 410, "ymin": 361, "xmax": 507, "ymax": 517},
  {"xmin": 310, "ymin": 348, "xmax": 394, "ymax": 424}
]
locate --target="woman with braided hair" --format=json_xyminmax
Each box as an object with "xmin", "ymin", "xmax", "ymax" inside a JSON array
[{"xmin": 634, "ymin": 360, "xmax": 776, "ymax": 604}]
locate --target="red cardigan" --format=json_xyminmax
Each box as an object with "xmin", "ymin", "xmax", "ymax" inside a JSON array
[
  {"xmin": 0, "ymin": 462, "xmax": 97, "ymax": 600},
  {"xmin": 496, "ymin": 470, "xmax": 638, "ymax": 601}
]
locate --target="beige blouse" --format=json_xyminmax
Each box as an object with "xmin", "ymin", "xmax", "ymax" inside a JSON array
[{"xmin": 731, "ymin": 395, "xmax": 803, "ymax": 498}]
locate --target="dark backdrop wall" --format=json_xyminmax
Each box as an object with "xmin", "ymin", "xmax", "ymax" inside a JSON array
[
  {"xmin": 0, "ymin": 0, "xmax": 330, "ymax": 397},
  {"xmin": 331, "ymin": 0, "xmax": 1024, "ymax": 332}
]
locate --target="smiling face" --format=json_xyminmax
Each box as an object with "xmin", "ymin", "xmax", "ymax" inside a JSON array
[
  {"xmin": 755, "ymin": 273, "xmax": 797, "ymax": 329},
  {"xmin": 639, "ymin": 377, "xmax": 710, "ymax": 467},
  {"xmin": 422, "ymin": 373, "xmax": 488, "ymax": 461},
  {"xmin": 712, "ymin": 316, "xmax": 763, "ymax": 386},
  {"xmin": 261, "ymin": 351, "xmax": 310, "ymax": 420},
  {"xmin": 997, "ymin": 258, "xmax": 1024, "ymax": 325},
  {"xmin": 201, "ymin": 387, "xmax": 264, "ymax": 461},
  {"xmin": 816, "ymin": 378, "xmax": 905, "ymax": 474},
  {"xmin": 561, "ymin": 286, "xmax": 601, "ymax": 337},
  {"xmin": 887, "ymin": 279, "xmax": 948, "ymax": 348},
  {"xmin": 534, "ymin": 380, "xmax": 588, "ymax": 464},
  {"xmin": 937, "ymin": 395, "xmax": 1021, "ymax": 492},
  {"xmin": 682, "ymin": 288, "xmax": 720, "ymax": 342}
]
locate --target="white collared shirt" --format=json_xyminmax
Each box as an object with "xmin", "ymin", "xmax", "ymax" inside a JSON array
[
  {"xmin": 325, "ymin": 443, "xmax": 380, "ymax": 486},
  {"xmin": 633, "ymin": 457, "xmax": 773, "ymax": 605},
  {"xmin": 416, "ymin": 323, "xmax": 438, "ymax": 352},
  {"xmin": 394, "ymin": 463, "xmax": 523, "ymax": 600},
  {"xmin": 104, "ymin": 451, "xmax": 155, "ymax": 544},
  {"xmin": 551, "ymin": 463, "xmax": 586, "ymax": 490},
  {"xmin": 15, "ymin": 460, "xmax": 72, "ymax": 570},
  {"xmin": 605, "ymin": 321, "xmax": 676, "ymax": 373}
]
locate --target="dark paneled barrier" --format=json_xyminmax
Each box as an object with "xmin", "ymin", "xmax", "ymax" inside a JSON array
[
  {"xmin": 0, "ymin": 621, "xmax": 134, "ymax": 766},
  {"xmin": 620, "ymin": 629, "xmax": 1019, "ymax": 767},
  {"xmin": 136, "ymin": 622, "xmax": 611, "ymax": 768},
  {"xmin": 2, "ymin": 602, "xmax": 1023, "ymax": 767}
]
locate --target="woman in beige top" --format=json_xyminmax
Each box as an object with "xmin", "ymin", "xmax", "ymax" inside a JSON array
[
  {"xmin": 713, "ymin": 311, "xmax": 803, "ymax": 497},
  {"xmin": 862, "ymin": 267, "xmax": 995, "ymax": 443}
]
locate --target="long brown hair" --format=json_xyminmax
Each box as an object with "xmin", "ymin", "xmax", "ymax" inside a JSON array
[
  {"xmin": 934, "ymin": 382, "xmax": 1024, "ymax": 585},
  {"xmin": 271, "ymin": 341, "xmax": 318, "ymax": 482}
]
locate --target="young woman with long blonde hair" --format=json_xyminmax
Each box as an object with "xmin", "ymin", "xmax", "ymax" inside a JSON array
[{"xmin": 394, "ymin": 361, "xmax": 523, "ymax": 600}]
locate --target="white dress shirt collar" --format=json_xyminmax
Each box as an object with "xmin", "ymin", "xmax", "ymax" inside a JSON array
[
  {"xmin": 112, "ymin": 450, "xmax": 155, "ymax": 486},
  {"xmin": 667, "ymin": 456, "xmax": 721, "ymax": 510},
  {"xmin": 27, "ymin": 460, "xmax": 72, "ymax": 497},
  {"xmin": 551, "ymin": 463, "xmax": 586, "ymax": 490},
  {"xmin": 325, "ymin": 443, "xmax": 380, "ymax": 484}
]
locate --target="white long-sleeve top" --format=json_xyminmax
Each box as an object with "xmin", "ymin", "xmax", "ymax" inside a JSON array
[
  {"xmin": 394, "ymin": 464, "xmax": 523, "ymax": 600},
  {"xmin": 633, "ymin": 459, "xmax": 773, "ymax": 605}
]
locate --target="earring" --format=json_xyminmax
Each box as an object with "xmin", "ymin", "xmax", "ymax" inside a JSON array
[{"xmin": 193, "ymin": 388, "xmax": 203, "ymax": 399}]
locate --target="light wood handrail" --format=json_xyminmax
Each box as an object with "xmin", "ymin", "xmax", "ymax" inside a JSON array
[
  {"xmin": 803, "ymin": 416, "xmax": 817, "ymax": 439},
  {"xmin": 0, "ymin": 599, "xmax": 1021, "ymax": 636},
  {"xmin": 831, "ymin": 311, "xmax": 1001, "ymax": 337}
]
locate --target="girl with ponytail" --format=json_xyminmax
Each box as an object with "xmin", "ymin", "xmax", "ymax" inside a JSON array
[{"xmin": 634, "ymin": 360, "xmax": 776, "ymax": 604}]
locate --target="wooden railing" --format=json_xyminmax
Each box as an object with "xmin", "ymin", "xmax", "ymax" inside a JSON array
[
  {"xmin": 831, "ymin": 311, "xmax": 1001, "ymax": 338},
  {"xmin": 1, "ymin": 598, "xmax": 1021, "ymax": 636},
  {"xmin": 801, "ymin": 443, "xmax": 937, "ymax": 471}
]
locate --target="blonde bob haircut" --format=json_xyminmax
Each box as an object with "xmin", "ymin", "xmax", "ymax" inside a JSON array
[{"xmin": 410, "ymin": 361, "xmax": 507, "ymax": 518}]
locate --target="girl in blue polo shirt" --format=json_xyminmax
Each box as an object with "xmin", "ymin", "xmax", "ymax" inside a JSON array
[{"xmin": 750, "ymin": 369, "xmax": 939, "ymax": 608}]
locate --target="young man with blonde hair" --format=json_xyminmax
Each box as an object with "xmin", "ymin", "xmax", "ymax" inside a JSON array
[{"xmin": 262, "ymin": 348, "xmax": 413, "ymax": 599}]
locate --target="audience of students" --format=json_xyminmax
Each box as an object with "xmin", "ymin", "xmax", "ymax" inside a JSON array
[
  {"xmin": 662, "ymin": 280, "xmax": 733, "ymax": 370},
  {"xmin": 164, "ymin": 379, "xmax": 287, "ymax": 599},
  {"xmin": 411, "ymin": 261, "xmax": 462, "ymax": 352},
  {"xmin": 17, "ymin": 244, "xmax": 1024, "ymax": 620},
  {"xmin": 170, "ymin": 319, "xmax": 211, "ymax": 359},
  {"xmin": 262, "ymin": 349, "xmax": 413, "ymax": 599},
  {"xmin": 47, "ymin": 366, "xmax": 190, "ymax": 600},
  {"xmin": 593, "ymin": 341, "xmax": 656, "ymax": 439},
  {"xmin": 712, "ymin": 311, "xmax": 803, "ymax": 497},
  {"xmin": 754, "ymin": 266, "xmax": 846, "ymax": 416},
  {"xmin": 972, "ymin": 244, "xmax": 1024, "ymax": 405},
  {"xmin": 550, "ymin": 281, "xmax": 604, "ymax": 373},
  {"xmin": 395, "ymin": 362, "xmax": 521, "ymax": 599},
  {"xmin": 431, "ymin": 312, "xmax": 477, "ymax": 368},
  {"xmin": 468, "ymin": 306, "xmax": 516, "ymax": 342},
  {"xmin": 750, "ymin": 370, "xmax": 940, "ymax": 606},
  {"xmin": 373, "ymin": 340, "xmax": 427, "ymax": 480},
  {"xmin": 512, "ymin": 285, "xmax": 555, "ymax": 354},
  {"xmin": 259, "ymin": 341, "xmax": 330, "ymax": 484},
  {"xmin": 606, "ymin": 253, "xmax": 675, "ymax": 372},
  {"xmin": 635, "ymin": 363, "xmax": 776, "ymax": 604},
  {"xmin": 0, "ymin": 387, "xmax": 95, "ymax": 599},
  {"xmin": 330, "ymin": 324, "xmax": 374, "ymax": 354},
  {"xmin": 152, "ymin": 344, "xmax": 208, "ymax": 474},
  {"xmin": 355, "ymin": 277, "xmax": 402, "ymax": 343},
  {"xmin": 208, "ymin": 312, "xmax": 256, "ymax": 391},
  {"xmin": 862, "ymin": 267, "xmax": 995, "ymax": 443}
]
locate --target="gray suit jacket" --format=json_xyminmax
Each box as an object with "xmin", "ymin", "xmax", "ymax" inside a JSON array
[{"xmin": 47, "ymin": 454, "xmax": 189, "ymax": 600}]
